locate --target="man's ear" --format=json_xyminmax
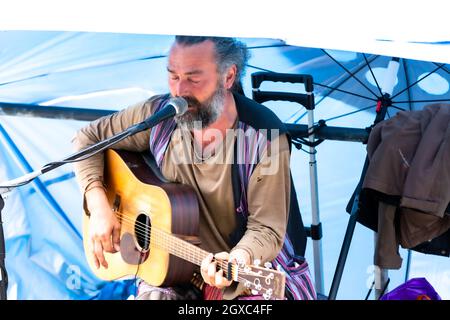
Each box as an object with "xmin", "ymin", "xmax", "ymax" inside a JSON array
[{"xmin": 224, "ymin": 65, "xmax": 237, "ymax": 90}]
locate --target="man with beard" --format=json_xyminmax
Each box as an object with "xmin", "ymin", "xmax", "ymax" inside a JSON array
[{"xmin": 72, "ymin": 36, "xmax": 315, "ymax": 300}]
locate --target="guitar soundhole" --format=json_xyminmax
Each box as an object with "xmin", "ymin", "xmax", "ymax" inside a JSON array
[{"xmin": 135, "ymin": 213, "xmax": 151, "ymax": 252}]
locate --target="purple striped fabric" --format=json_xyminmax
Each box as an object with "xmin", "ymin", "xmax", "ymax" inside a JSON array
[
  {"xmin": 271, "ymin": 238, "xmax": 317, "ymax": 300},
  {"xmin": 203, "ymin": 284, "xmax": 265, "ymax": 300},
  {"xmin": 203, "ymin": 285, "xmax": 224, "ymax": 300},
  {"xmin": 149, "ymin": 96, "xmax": 177, "ymax": 167}
]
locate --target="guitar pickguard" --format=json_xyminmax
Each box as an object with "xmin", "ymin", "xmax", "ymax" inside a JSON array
[{"xmin": 120, "ymin": 232, "xmax": 149, "ymax": 265}]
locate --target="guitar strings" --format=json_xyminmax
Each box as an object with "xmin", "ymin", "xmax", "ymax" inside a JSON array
[
  {"xmin": 119, "ymin": 222, "xmax": 256, "ymax": 289},
  {"xmin": 113, "ymin": 214, "xmax": 274, "ymax": 292},
  {"xmin": 118, "ymin": 215, "xmax": 243, "ymax": 278},
  {"xmin": 118, "ymin": 213, "xmax": 275, "ymax": 281},
  {"xmin": 119, "ymin": 214, "xmax": 238, "ymax": 270}
]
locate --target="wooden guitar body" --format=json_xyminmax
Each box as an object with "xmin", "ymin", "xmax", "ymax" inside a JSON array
[
  {"xmin": 83, "ymin": 149, "xmax": 199, "ymax": 287},
  {"xmin": 83, "ymin": 149, "xmax": 286, "ymax": 299}
]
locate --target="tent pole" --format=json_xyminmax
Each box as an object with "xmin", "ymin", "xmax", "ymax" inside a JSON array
[
  {"xmin": 0, "ymin": 102, "xmax": 114, "ymax": 121},
  {"xmin": 328, "ymin": 158, "xmax": 368, "ymax": 300},
  {"xmin": 307, "ymin": 108, "xmax": 324, "ymax": 295},
  {"xmin": 373, "ymin": 57, "xmax": 400, "ymax": 299},
  {"xmin": 374, "ymin": 265, "xmax": 389, "ymax": 299},
  {"xmin": 404, "ymin": 249, "xmax": 412, "ymax": 282}
]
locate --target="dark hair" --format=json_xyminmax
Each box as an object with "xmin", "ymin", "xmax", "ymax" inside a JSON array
[{"xmin": 174, "ymin": 35, "xmax": 249, "ymax": 94}]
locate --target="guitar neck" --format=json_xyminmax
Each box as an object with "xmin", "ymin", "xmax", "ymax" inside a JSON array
[{"xmin": 150, "ymin": 227, "xmax": 230, "ymax": 274}]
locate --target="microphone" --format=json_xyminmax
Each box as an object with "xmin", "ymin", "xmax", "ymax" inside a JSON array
[
  {"xmin": 129, "ymin": 97, "xmax": 188, "ymax": 134},
  {"xmin": 0, "ymin": 97, "xmax": 189, "ymax": 195}
]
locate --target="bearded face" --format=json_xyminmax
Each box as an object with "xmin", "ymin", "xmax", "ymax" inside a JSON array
[{"xmin": 175, "ymin": 80, "xmax": 226, "ymax": 130}]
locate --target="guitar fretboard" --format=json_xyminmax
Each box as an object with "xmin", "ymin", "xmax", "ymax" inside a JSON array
[{"xmin": 149, "ymin": 226, "xmax": 232, "ymax": 277}]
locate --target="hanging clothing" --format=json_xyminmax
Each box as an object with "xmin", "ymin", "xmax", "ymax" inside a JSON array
[{"xmin": 354, "ymin": 103, "xmax": 450, "ymax": 268}]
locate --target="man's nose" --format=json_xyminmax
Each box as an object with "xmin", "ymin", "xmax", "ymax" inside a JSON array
[{"xmin": 175, "ymin": 79, "xmax": 191, "ymax": 97}]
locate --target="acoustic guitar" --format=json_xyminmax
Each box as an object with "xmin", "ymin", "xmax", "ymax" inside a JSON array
[{"xmin": 83, "ymin": 149, "xmax": 285, "ymax": 299}]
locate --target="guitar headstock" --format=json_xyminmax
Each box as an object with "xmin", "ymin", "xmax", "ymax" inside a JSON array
[{"xmin": 233, "ymin": 261, "xmax": 286, "ymax": 300}]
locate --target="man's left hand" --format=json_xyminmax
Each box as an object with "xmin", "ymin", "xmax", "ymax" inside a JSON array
[{"xmin": 200, "ymin": 249, "xmax": 251, "ymax": 289}]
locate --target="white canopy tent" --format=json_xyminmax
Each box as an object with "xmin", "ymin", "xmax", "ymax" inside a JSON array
[{"xmin": 2, "ymin": 0, "xmax": 450, "ymax": 64}]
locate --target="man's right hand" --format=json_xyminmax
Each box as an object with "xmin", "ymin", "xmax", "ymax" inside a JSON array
[{"xmin": 85, "ymin": 183, "xmax": 121, "ymax": 269}]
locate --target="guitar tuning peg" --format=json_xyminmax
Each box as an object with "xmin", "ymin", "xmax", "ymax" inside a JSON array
[
  {"xmin": 264, "ymin": 273, "xmax": 274, "ymax": 285},
  {"xmin": 253, "ymin": 259, "xmax": 261, "ymax": 266},
  {"xmin": 264, "ymin": 262, "xmax": 272, "ymax": 269},
  {"xmin": 251, "ymin": 289, "xmax": 259, "ymax": 295}
]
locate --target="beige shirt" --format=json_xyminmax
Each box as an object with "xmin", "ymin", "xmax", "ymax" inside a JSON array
[{"xmin": 72, "ymin": 94, "xmax": 291, "ymax": 298}]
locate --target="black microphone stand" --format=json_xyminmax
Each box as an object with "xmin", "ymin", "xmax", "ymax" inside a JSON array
[{"xmin": 0, "ymin": 108, "xmax": 176, "ymax": 300}]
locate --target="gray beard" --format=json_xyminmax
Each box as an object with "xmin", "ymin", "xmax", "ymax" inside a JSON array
[{"xmin": 175, "ymin": 85, "xmax": 226, "ymax": 130}]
